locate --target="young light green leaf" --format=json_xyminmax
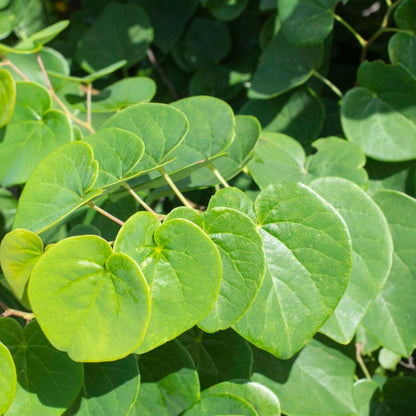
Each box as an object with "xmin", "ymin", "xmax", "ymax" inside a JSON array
[
  {"xmin": 16, "ymin": 20, "xmax": 69, "ymax": 50},
  {"xmin": 0, "ymin": 318, "xmax": 83, "ymax": 416},
  {"xmin": 0, "ymin": 81, "xmax": 72, "ymax": 186},
  {"xmin": 180, "ymin": 328, "xmax": 253, "ymax": 390},
  {"xmin": 76, "ymin": 2, "xmax": 153, "ymax": 72},
  {"xmin": 310, "ymin": 177, "xmax": 393, "ymax": 343},
  {"xmin": 252, "ymin": 337, "xmax": 357, "ymax": 416},
  {"xmin": 363, "ymin": 190, "xmax": 416, "ymax": 356},
  {"xmin": 0, "ymin": 340, "xmax": 16, "ymax": 415},
  {"xmin": 0, "ymin": 69, "xmax": 15, "ymax": 128},
  {"xmin": 84, "ymin": 128, "xmax": 145, "ymax": 188},
  {"xmin": 28, "ymin": 235, "xmax": 151, "ymax": 362},
  {"xmin": 134, "ymin": 340, "xmax": 199, "ymax": 416},
  {"xmin": 248, "ymin": 34, "xmax": 322, "ymax": 99},
  {"xmin": 114, "ymin": 213, "xmax": 222, "ymax": 353},
  {"xmin": 378, "ymin": 348, "xmax": 401, "ymax": 371},
  {"xmin": 0, "ymin": 228, "xmax": 43, "ymax": 306},
  {"xmin": 66, "ymin": 355, "xmax": 140, "ymax": 416},
  {"xmin": 202, "ymin": 380, "xmax": 281, "ymax": 416},
  {"xmin": 341, "ymin": 61, "xmax": 416, "ymax": 161},
  {"xmin": 234, "ymin": 182, "xmax": 352, "ymax": 359},
  {"xmin": 13, "ymin": 142, "xmax": 101, "ymax": 234}
]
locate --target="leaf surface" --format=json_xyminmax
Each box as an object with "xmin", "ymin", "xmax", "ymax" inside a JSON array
[
  {"xmin": 0, "ymin": 69, "xmax": 15, "ymax": 128},
  {"xmin": 0, "ymin": 340, "xmax": 16, "ymax": 415}
]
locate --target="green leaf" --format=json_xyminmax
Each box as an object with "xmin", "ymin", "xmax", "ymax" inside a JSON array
[
  {"xmin": 67, "ymin": 355, "xmax": 140, "ymax": 416},
  {"xmin": 278, "ymin": 0, "xmax": 338, "ymax": 45},
  {"xmin": 0, "ymin": 81, "xmax": 72, "ymax": 186},
  {"xmin": 16, "ymin": 20, "xmax": 69, "ymax": 50},
  {"xmin": 233, "ymin": 182, "xmax": 352, "ymax": 359},
  {"xmin": 310, "ymin": 177, "xmax": 393, "ymax": 343},
  {"xmin": 0, "ymin": 188, "xmax": 17, "ymax": 231},
  {"xmin": 248, "ymin": 33, "xmax": 322, "ymax": 99},
  {"xmin": 13, "ymin": 142, "xmax": 101, "ymax": 234},
  {"xmin": 240, "ymin": 87, "xmax": 325, "ymax": 146},
  {"xmin": 363, "ymin": 190, "xmax": 416, "ymax": 356},
  {"xmin": 0, "ymin": 69, "xmax": 15, "ymax": 128},
  {"xmin": 251, "ymin": 337, "xmax": 357, "ymax": 416},
  {"xmin": 103, "ymin": 102, "xmax": 189, "ymax": 172},
  {"xmin": 84, "ymin": 128, "xmax": 145, "ymax": 188},
  {"xmin": 0, "ymin": 340, "xmax": 16, "ymax": 415},
  {"xmin": 166, "ymin": 206, "xmax": 265, "ymax": 332},
  {"xmin": 389, "ymin": 32, "xmax": 416, "ymax": 78},
  {"xmin": 0, "ymin": 228, "xmax": 43, "ymax": 306},
  {"xmin": 114, "ymin": 213, "xmax": 222, "ymax": 353},
  {"xmin": 378, "ymin": 348, "xmax": 401, "ymax": 371},
  {"xmin": 394, "ymin": 0, "xmax": 416, "ymax": 31},
  {"xmin": 28, "ymin": 235, "xmax": 151, "ymax": 362},
  {"xmin": 0, "ymin": 318, "xmax": 83, "ymax": 416},
  {"xmin": 206, "ymin": 0, "xmax": 249, "ymax": 21},
  {"xmin": 341, "ymin": 61, "xmax": 416, "ymax": 161},
  {"xmin": 182, "ymin": 393, "xmax": 258, "ymax": 415},
  {"xmin": 134, "ymin": 340, "xmax": 199, "ymax": 415},
  {"xmin": 353, "ymin": 379, "xmax": 379, "ymax": 416},
  {"xmin": 76, "ymin": 2, "xmax": 153, "ymax": 73},
  {"xmin": 202, "ymin": 380, "xmax": 281, "ymax": 416},
  {"xmin": 355, "ymin": 324, "xmax": 381, "ymax": 355},
  {"xmin": 180, "ymin": 328, "xmax": 253, "ymax": 390},
  {"xmin": 248, "ymin": 134, "xmax": 367, "ymax": 189}
]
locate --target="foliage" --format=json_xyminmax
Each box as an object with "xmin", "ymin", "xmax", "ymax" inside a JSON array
[{"xmin": 0, "ymin": 0, "xmax": 415, "ymax": 414}]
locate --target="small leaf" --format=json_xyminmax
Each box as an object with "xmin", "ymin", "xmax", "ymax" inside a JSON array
[
  {"xmin": 394, "ymin": 0, "xmax": 416, "ymax": 31},
  {"xmin": 0, "ymin": 69, "xmax": 15, "ymax": 128},
  {"xmin": 378, "ymin": 348, "xmax": 401, "ymax": 371},
  {"xmin": 0, "ymin": 318, "xmax": 83, "ymax": 416},
  {"xmin": 206, "ymin": 0, "xmax": 249, "ymax": 21},
  {"xmin": 0, "ymin": 340, "xmax": 16, "ymax": 415},
  {"xmin": 28, "ymin": 235, "xmax": 151, "ymax": 362},
  {"xmin": 16, "ymin": 20, "xmax": 69, "ymax": 50},
  {"xmin": 114, "ymin": 213, "xmax": 222, "ymax": 353},
  {"xmin": 388, "ymin": 32, "xmax": 416, "ymax": 78},
  {"xmin": 353, "ymin": 379, "xmax": 379, "ymax": 416},
  {"xmin": 13, "ymin": 141, "xmax": 101, "ymax": 234}
]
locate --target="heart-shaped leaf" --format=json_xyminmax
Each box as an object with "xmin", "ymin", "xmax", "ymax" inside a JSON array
[
  {"xmin": 233, "ymin": 182, "xmax": 352, "ymax": 359},
  {"xmin": 0, "ymin": 81, "xmax": 72, "ymax": 186},
  {"xmin": 0, "ymin": 228, "xmax": 43, "ymax": 306},
  {"xmin": 0, "ymin": 340, "xmax": 16, "ymax": 415},
  {"xmin": 0, "ymin": 69, "xmax": 15, "ymax": 128},
  {"xmin": 28, "ymin": 235, "xmax": 151, "ymax": 362},
  {"xmin": 0, "ymin": 318, "xmax": 83, "ymax": 416},
  {"xmin": 114, "ymin": 213, "xmax": 222, "ymax": 353},
  {"xmin": 13, "ymin": 141, "xmax": 101, "ymax": 234},
  {"xmin": 310, "ymin": 177, "xmax": 393, "ymax": 343},
  {"xmin": 388, "ymin": 32, "xmax": 416, "ymax": 78}
]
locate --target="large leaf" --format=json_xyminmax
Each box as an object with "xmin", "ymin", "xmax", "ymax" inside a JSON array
[
  {"xmin": 233, "ymin": 182, "xmax": 352, "ymax": 359},
  {"xmin": 248, "ymin": 133, "xmax": 367, "ymax": 189},
  {"xmin": 0, "ymin": 318, "xmax": 83, "ymax": 416},
  {"xmin": 278, "ymin": 0, "xmax": 338, "ymax": 45},
  {"xmin": 248, "ymin": 33, "xmax": 322, "ymax": 99},
  {"xmin": 13, "ymin": 142, "xmax": 101, "ymax": 234},
  {"xmin": 0, "ymin": 340, "xmax": 16, "ymax": 415},
  {"xmin": 166, "ymin": 206, "xmax": 265, "ymax": 332},
  {"xmin": 363, "ymin": 190, "xmax": 416, "ymax": 356},
  {"xmin": 67, "ymin": 355, "xmax": 140, "ymax": 416},
  {"xmin": 114, "ymin": 213, "xmax": 222, "ymax": 353},
  {"xmin": 341, "ymin": 61, "xmax": 416, "ymax": 161},
  {"xmin": 134, "ymin": 340, "xmax": 199, "ymax": 415},
  {"xmin": 28, "ymin": 235, "xmax": 151, "ymax": 362},
  {"xmin": 310, "ymin": 178, "xmax": 393, "ymax": 343},
  {"xmin": 0, "ymin": 81, "xmax": 72, "ymax": 186},
  {"xmin": 251, "ymin": 337, "xmax": 356, "ymax": 416},
  {"xmin": 76, "ymin": 2, "xmax": 153, "ymax": 72},
  {"xmin": 0, "ymin": 69, "xmax": 15, "ymax": 128},
  {"xmin": 0, "ymin": 228, "xmax": 43, "ymax": 305}
]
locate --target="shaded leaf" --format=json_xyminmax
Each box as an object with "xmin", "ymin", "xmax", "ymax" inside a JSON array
[
  {"xmin": 0, "ymin": 340, "xmax": 16, "ymax": 415},
  {"xmin": 0, "ymin": 69, "xmax": 15, "ymax": 128}
]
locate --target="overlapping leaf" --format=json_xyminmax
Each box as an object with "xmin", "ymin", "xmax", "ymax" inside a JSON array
[
  {"xmin": 388, "ymin": 32, "xmax": 416, "ymax": 78},
  {"xmin": 0, "ymin": 340, "xmax": 16, "ymax": 415},
  {"xmin": 0, "ymin": 69, "xmax": 15, "ymax": 128}
]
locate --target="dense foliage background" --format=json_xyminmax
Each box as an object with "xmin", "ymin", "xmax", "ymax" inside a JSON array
[{"xmin": 0, "ymin": 0, "xmax": 416, "ymax": 414}]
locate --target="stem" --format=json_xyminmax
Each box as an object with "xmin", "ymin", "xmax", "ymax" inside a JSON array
[
  {"xmin": 159, "ymin": 168, "xmax": 194, "ymax": 209},
  {"xmin": 87, "ymin": 202, "xmax": 125, "ymax": 226},
  {"xmin": 312, "ymin": 70, "xmax": 343, "ymax": 98},
  {"xmin": 209, "ymin": 164, "xmax": 230, "ymax": 188},
  {"xmin": 36, "ymin": 53, "xmax": 95, "ymax": 134},
  {"xmin": 123, "ymin": 183, "xmax": 165, "ymax": 220},
  {"xmin": 1, "ymin": 57, "xmax": 30, "ymax": 81},
  {"xmin": 146, "ymin": 49, "xmax": 180, "ymax": 100},
  {"xmin": 356, "ymin": 343, "xmax": 372, "ymax": 380},
  {"xmin": 0, "ymin": 302, "xmax": 34, "ymax": 322},
  {"xmin": 334, "ymin": 14, "xmax": 366, "ymax": 47},
  {"xmin": 385, "ymin": 0, "xmax": 392, "ymax": 6},
  {"xmin": 86, "ymin": 82, "xmax": 92, "ymax": 125}
]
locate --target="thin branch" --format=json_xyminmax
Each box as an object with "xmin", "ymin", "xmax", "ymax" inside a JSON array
[
  {"xmin": 400, "ymin": 357, "xmax": 416, "ymax": 370},
  {"xmin": 159, "ymin": 168, "xmax": 194, "ymax": 209},
  {"xmin": 313, "ymin": 70, "xmax": 343, "ymax": 98},
  {"xmin": 87, "ymin": 202, "xmax": 125, "ymax": 226},
  {"xmin": 123, "ymin": 183, "xmax": 165, "ymax": 220},
  {"xmin": 209, "ymin": 164, "xmax": 230, "ymax": 188},
  {"xmin": 147, "ymin": 49, "xmax": 180, "ymax": 100},
  {"xmin": 356, "ymin": 343, "xmax": 372, "ymax": 380},
  {"xmin": 334, "ymin": 14, "xmax": 366, "ymax": 47},
  {"xmin": 0, "ymin": 301, "xmax": 34, "ymax": 322},
  {"xmin": 1, "ymin": 57, "xmax": 30, "ymax": 81}
]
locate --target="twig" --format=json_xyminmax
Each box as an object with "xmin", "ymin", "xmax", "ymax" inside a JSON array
[
  {"xmin": 159, "ymin": 168, "xmax": 194, "ymax": 209},
  {"xmin": 400, "ymin": 357, "xmax": 416, "ymax": 370},
  {"xmin": 356, "ymin": 343, "xmax": 372, "ymax": 380},
  {"xmin": 334, "ymin": 14, "xmax": 366, "ymax": 47},
  {"xmin": 313, "ymin": 70, "xmax": 343, "ymax": 98},
  {"xmin": 1, "ymin": 57, "xmax": 30, "ymax": 81},
  {"xmin": 0, "ymin": 301, "xmax": 34, "ymax": 323},
  {"xmin": 123, "ymin": 183, "xmax": 165, "ymax": 220},
  {"xmin": 87, "ymin": 202, "xmax": 125, "ymax": 226},
  {"xmin": 209, "ymin": 164, "xmax": 230, "ymax": 188}
]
